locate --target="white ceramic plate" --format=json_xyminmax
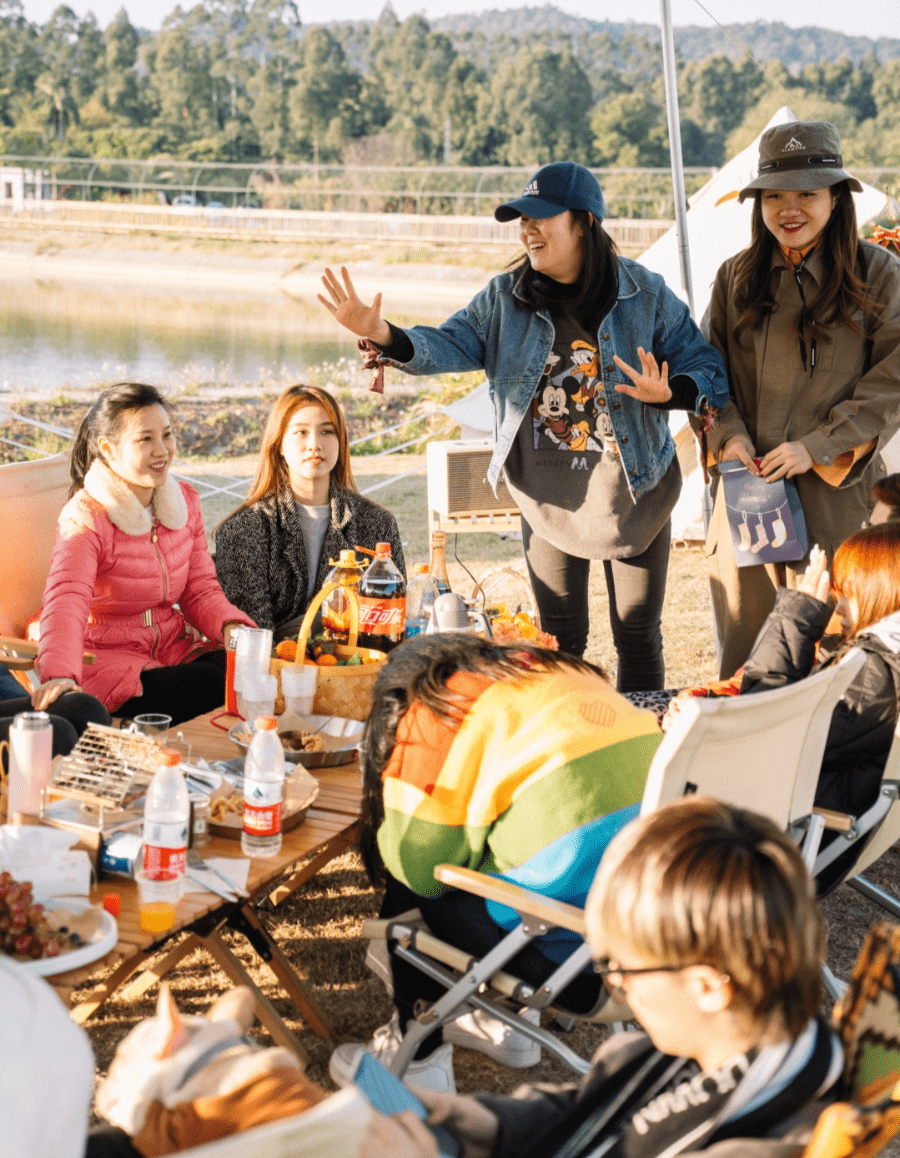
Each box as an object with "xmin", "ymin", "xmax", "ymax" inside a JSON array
[{"xmin": 10, "ymin": 896, "xmax": 118, "ymax": 977}]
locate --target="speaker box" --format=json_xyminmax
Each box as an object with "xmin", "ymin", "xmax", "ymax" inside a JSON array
[{"xmin": 426, "ymin": 440, "xmax": 520, "ymax": 529}]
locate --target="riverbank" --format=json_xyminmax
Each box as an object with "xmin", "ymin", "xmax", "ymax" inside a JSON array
[{"xmin": 0, "ymin": 224, "xmax": 498, "ymax": 318}]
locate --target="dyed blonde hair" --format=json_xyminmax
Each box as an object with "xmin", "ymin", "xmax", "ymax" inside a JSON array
[
  {"xmin": 586, "ymin": 797, "xmax": 824, "ymax": 1039},
  {"xmin": 230, "ymin": 385, "xmax": 356, "ymax": 520},
  {"xmin": 831, "ymin": 522, "xmax": 900, "ymax": 637}
]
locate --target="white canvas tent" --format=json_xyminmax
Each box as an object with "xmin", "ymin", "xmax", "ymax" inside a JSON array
[{"xmin": 437, "ymin": 109, "xmax": 900, "ymax": 542}]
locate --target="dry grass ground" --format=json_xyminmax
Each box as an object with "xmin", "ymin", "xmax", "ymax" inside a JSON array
[{"xmin": 74, "ymin": 451, "xmax": 900, "ymax": 1147}]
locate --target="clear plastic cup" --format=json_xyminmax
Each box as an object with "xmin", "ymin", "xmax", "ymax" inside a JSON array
[
  {"xmin": 238, "ymin": 672, "xmax": 277, "ymax": 724},
  {"xmin": 234, "ymin": 627, "xmax": 273, "ymax": 695},
  {"xmin": 135, "ymin": 869, "xmax": 180, "ymax": 933},
  {"xmin": 280, "ymin": 666, "xmax": 317, "ymax": 716},
  {"xmin": 132, "ymin": 713, "xmax": 172, "ymax": 743}
]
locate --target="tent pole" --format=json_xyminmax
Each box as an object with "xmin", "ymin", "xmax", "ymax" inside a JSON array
[{"xmin": 659, "ymin": 0, "xmax": 696, "ymax": 319}]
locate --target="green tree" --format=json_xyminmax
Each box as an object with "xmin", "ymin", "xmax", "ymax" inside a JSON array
[
  {"xmin": 244, "ymin": 0, "xmax": 300, "ymax": 158},
  {"xmin": 591, "ymin": 90, "xmax": 669, "ymax": 167},
  {"xmin": 101, "ymin": 8, "xmax": 142, "ymax": 122},
  {"xmin": 288, "ymin": 27, "xmax": 362, "ymax": 162},
  {"xmin": 146, "ymin": 7, "xmax": 216, "ymax": 147},
  {"xmin": 0, "ymin": 0, "xmax": 41, "ymax": 128},
  {"xmin": 488, "ymin": 46, "xmax": 593, "ymax": 167}
]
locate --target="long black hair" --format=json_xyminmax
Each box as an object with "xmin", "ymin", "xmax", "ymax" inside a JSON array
[
  {"xmin": 732, "ymin": 182, "xmax": 883, "ymax": 347},
  {"xmin": 508, "ymin": 209, "xmax": 620, "ymax": 332},
  {"xmin": 69, "ymin": 382, "xmax": 170, "ymax": 497},
  {"xmin": 358, "ymin": 632, "xmax": 608, "ymax": 885}
]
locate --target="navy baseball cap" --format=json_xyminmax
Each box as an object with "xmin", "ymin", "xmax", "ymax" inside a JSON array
[{"xmin": 494, "ymin": 162, "xmax": 606, "ymax": 223}]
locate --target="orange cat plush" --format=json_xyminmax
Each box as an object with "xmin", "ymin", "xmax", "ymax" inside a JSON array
[{"xmin": 96, "ymin": 985, "xmax": 326, "ymax": 1156}]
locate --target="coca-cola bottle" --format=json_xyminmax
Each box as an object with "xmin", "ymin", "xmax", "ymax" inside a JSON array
[{"xmin": 358, "ymin": 542, "xmax": 406, "ymax": 653}]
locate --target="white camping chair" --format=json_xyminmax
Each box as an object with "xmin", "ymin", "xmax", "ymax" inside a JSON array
[
  {"xmin": 176, "ymin": 1086, "xmax": 372, "ymax": 1158},
  {"xmin": 842, "ymin": 714, "xmax": 900, "ymax": 919},
  {"xmin": 367, "ymin": 649, "xmax": 868, "ymax": 1080}
]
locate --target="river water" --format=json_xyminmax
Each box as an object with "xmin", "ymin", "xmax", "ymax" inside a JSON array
[{"xmin": 0, "ymin": 276, "xmax": 371, "ymax": 395}]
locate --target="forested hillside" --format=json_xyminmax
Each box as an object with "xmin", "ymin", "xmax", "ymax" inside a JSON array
[{"xmin": 2, "ymin": 0, "xmax": 900, "ymax": 170}]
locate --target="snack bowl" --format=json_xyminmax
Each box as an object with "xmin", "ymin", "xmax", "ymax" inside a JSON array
[{"xmin": 228, "ymin": 714, "xmax": 364, "ymax": 769}]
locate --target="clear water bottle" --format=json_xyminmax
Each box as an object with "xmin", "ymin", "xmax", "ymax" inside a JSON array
[
  {"xmin": 242, "ymin": 715, "xmax": 285, "ymax": 858},
  {"xmin": 405, "ymin": 564, "xmax": 439, "ymax": 639},
  {"xmin": 358, "ymin": 542, "xmax": 406, "ymax": 653},
  {"xmin": 142, "ymin": 749, "xmax": 190, "ymax": 880}
]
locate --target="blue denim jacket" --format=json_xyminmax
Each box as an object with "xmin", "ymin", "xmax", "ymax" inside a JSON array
[{"xmin": 380, "ymin": 260, "xmax": 729, "ymax": 500}]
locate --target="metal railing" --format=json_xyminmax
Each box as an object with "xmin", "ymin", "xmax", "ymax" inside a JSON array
[
  {"xmin": 0, "ymin": 156, "xmax": 718, "ymax": 218},
  {"xmin": 0, "ymin": 198, "xmax": 672, "ymax": 251}
]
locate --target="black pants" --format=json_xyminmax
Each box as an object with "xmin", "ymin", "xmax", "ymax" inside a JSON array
[
  {"xmin": 0, "ymin": 690, "xmax": 111, "ymax": 766},
  {"xmin": 522, "ymin": 517, "xmax": 670, "ymax": 691},
  {"xmin": 382, "ymin": 874, "xmax": 604, "ymax": 1058},
  {"xmin": 116, "ymin": 650, "xmax": 228, "ymax": 726}
]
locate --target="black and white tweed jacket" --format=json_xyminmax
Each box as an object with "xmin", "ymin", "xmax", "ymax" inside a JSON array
[{"xmin": 213, "ymin": 482, "xmax": 405, "ymax": 633}]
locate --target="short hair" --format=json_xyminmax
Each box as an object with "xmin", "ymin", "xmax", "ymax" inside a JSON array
[
  {"xmin": 585, "ymin": 797, "xmax": 824, "ymax": 1039},
  {"xmin": 831, "ymin": 521, "xmax": 900, "ymax": 636},
  {"xmin": 872, "ymin": 473, "xmax": 900, "ymax": 523}
]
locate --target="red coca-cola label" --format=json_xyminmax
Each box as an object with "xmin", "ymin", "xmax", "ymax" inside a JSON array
[
  {"xmin": 358, "ymin": 597, "xmax": 405, "ymax": 635},
  {"xmin": 243, "ymin": 801, "xmax": 282, "ymax": 837}
]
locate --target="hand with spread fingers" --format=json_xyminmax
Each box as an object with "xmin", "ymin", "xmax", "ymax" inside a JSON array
[
  {"xmin": 796, "ymin": 545, "xmax": 832, "ymax": 606},
  {"xmin": 613, "ymin": 347, "xmax": 672, "ymax": 405},
  {"xmin": 759, "ymin": 441, "xmax": 814, "ymax": 481},
  {"xmin": 318, "ymin": 265, "xmax": 392, "ymax": 347}
]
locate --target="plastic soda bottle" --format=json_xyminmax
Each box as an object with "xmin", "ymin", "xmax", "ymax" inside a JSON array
[
  {"xmin": 358, "ymin": 542, "xmax": 406, "ymax": 653},
  {"xmin": 429, "ymin": 531, "xmax": 452, "ymax": 595},
  {"xmin": 242, "ymin": 715, "xmax": 285, "ymax": 858},
  {"xmin": 142, "ymin": 749, "xmax": 190, "ymax": 880},
  {"xmin": 321, "ymin": 549, "xmax": 364, "ymax": 645},
  {"xmin": 405, "ymin": 564, "xmax": 439, "ymax": 639}
]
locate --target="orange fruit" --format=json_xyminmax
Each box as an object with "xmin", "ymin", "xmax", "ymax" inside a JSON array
[
  {"xmin": 275, "ymin": 640, "xmax": 297, "ymax": 661},
  {"xmin": 315, "ymin": 653, "xmax": 339, "ymax": 666}
]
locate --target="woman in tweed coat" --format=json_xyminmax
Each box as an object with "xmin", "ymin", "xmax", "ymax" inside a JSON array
[{"xmin": 214, "ymin": 385, "xmax": 405, "ymax": 639}]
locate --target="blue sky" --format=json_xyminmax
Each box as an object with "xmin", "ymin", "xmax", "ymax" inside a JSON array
[{"xmin": 15, "ymin": 0, "xmax": 899, "ymax": 36}]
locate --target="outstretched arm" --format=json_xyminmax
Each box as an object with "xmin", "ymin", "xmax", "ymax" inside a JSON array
[{"xmin": 319, "ymin": 266, "xmax": 392, "ymax": 346}]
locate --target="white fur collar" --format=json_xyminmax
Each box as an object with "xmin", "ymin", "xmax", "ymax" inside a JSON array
[{"xmin": 83, "ymin": 459, "xmax": 188, "ymax": 536}]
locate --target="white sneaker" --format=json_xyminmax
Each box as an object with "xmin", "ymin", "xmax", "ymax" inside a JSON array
[
  {"xmin": 329, "ymin": 1013, "xmax": 456, "ymax": 1094},
  {"xmin": 444, "ymin": 1006, "xmax": 542, "ymax": 1068}
]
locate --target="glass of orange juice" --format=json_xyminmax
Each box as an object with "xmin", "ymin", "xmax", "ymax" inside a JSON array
[{"xmin": 135, "ymin": 869, "xmax": 180, "ymax": 934}]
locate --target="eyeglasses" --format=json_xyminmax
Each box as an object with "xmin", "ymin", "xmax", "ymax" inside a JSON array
[
  {"xmin": 593, "ymin": 957, "xmax": 689, "ymax": 985},
  {"xmin": 593, "ymin": 957, "xmax": 730, "ymax": 1001}
]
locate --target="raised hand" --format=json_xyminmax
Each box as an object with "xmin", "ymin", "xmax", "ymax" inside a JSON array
[
  {"xmin": 613, "ymin": 347, "xmax": 672, "ymax": 405},
  {"xmin": 318, "ymin": 266, "xmax": 392, "ymax": 346},
  {"xmin": 797, "ymin": 544, "xmax": 831, "ymax": 605}
]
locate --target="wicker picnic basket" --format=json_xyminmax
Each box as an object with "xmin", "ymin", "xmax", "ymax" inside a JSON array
[{"xmin": 269, "ymin": 582, "xmax": 387, "ymax": 721}]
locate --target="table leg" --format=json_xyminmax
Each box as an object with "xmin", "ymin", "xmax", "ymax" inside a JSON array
[
  {"xmin": 70, "ymin": 948, "xmax": 159, "ymax": 1024},
  {"xmin": 265, "ymin": 827, "xmax": 359, "ymax": 909},
  {"xmin": 235, "ymin": 904, "xmax": 333, "ymax": 1038},
  {"xmin": 199, "ymin": 928, "xmax": 310, "ymax": 1065},
  {"xmin": 118, "ymin": 934, "xmax": 204, "ymax": 1002}
]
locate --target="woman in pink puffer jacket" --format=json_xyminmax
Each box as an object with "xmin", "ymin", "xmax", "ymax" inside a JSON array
[{"xmin": 35, "ymin": 383, "xmax": 256, "ymax": 724}]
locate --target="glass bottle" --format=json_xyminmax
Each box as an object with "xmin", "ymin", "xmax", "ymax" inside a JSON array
[{"xmin": 429, "ymin": 531, "xmax": 452, "ymax": 595}]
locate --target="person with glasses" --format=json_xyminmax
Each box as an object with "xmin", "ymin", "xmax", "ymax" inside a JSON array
[
  {"xmin": 358, "ymin": 798, "xmax": 842, "ymax": 1158},
  {"xmin": 704, "ymin": 121, "xmax": 900, "ymax": 679}
]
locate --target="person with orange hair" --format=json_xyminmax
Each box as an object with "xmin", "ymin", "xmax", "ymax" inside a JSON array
[
  {"xmin": 214, "ymin": 384, "xmax": 404, "ymax": 640},
  {"xmin": 740, "ymin": 522, "xmax": 900, "ymax": 818}
]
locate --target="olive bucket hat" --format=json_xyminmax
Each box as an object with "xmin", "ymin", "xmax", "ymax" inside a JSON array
[{"xmin": 738, "ymin": 120, "xmax": 863, "ymax": 202}]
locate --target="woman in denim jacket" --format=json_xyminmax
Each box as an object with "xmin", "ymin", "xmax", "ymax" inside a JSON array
[{"xmin": 321, "ymin": 163, "xmax": 728, "ymax": 689}]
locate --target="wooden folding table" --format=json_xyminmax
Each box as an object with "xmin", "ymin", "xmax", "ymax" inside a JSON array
[{"xmin": 50, "ymin": 710, "xmax": 362, "ymax": 1062}]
